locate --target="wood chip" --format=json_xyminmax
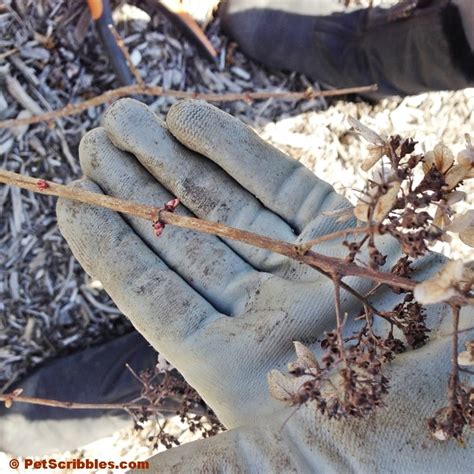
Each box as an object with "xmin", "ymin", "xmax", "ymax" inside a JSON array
[{"xmin": 5, "ymin": 74, "xmax": 43, "ymax": 114}]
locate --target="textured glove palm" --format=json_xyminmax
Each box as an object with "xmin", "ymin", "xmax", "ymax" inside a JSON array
[{"xmin": 57, "ymin": 100, "xmax": 471, "ymax": 472}]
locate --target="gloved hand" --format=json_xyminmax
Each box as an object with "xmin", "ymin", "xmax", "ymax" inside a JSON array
[
  {"xmin": 220, "ymin": 0, "xmax": 474, "ymax": 97},
  {"xmin": 56, "ymin": 99, "xmax": 471, "ymax": 472}
]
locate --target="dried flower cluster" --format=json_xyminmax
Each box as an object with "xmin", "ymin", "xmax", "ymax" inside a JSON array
[
  {"xmin": 127, "ymin": 360, "xmax": 224, "ymax": 450},
  {"xmin": 428, "ymin": 377, "xmax": 472, "ymax": 441},
  {"xmin": 352, "ymin": 125, "xmax": 473, "ymax": 260},
  {"xmin": 268, "ymin": 336, "xmax": 390, "ymax": 420},
  {"xmin": 269, "ymin": 120, "xmax": 473, "ymax": 442}
]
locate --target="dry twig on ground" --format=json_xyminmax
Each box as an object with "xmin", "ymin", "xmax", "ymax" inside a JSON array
[{"xmin": 0, "ymin": 84, "xmax": 377, "ymax": 129}]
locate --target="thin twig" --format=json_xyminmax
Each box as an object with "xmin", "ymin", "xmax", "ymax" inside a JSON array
[
  {"xmin": 108, "ymin": 24, "xmax": 144, "ymax": 86},
  {"xmin": 333, "ymin": 276, "xmax": 349, "ymax": 368},
  {"xmin": 0, "ymin": 168, "xmax": 417, "ymax": 291},
  {"xmin": 448, "ymin": 304, "xmax": 461, "ymax": 408},
  {"xmin": 441, "ymin": 325, "xmax": 474, "ymax": 337},
  {"xmin": 364, "ymin": 282, "xmax": 383, "ymax": 298},
  {"xmin": 0, "ymin": 392, "xmax": 176, "ymax": 415},
  {"xmin": 297, "ymin": 226, "xmax": 375, "ymax": 252},
  {"xmin": 0, "ymin": 47, "xmax": 18, "ymax": 60},
  {"xmin": 0, "ymin": 84, "xmax": 378, "ymax": 129},
  {"xmin": 301, "ymin": 257, "xmax": 401, "ymax": 327},
  {"xmin": 0, "ymin": 170, "xmax": 157, "ymax": 219}
]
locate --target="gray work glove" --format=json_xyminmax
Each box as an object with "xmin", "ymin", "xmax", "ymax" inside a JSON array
[
  {"xmin": 56, "ymin": 99, "xmax": 472, "ymax": 472},
  {"xmin": 220, "ymin": 0, "xmax": 474, "ymax": 98}
]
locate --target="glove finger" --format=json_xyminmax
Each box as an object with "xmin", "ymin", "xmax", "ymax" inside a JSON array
[
  {"xmin": 166, "ymin": 100, "xmax": 347, "ymax": 234},
  {"xmin": 56, "ymin": 179, "xmax": 222, "ymax": 355},
  {"xmin": 101, "ymin": 98, "xmax": 296, "ymax": 272},
  {"xmin": 79, "ymin": 127, "xmax": 265, "ymax": 316}
]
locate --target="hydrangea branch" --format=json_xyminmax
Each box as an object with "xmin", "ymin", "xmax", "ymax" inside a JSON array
[
  {"xmin": 0, "ymin": 363, "xmax": 223, "ymax": 450},
  {"xmin": 0, "ymin": 168, "xmax": 420, "ymax": 292},
  {"xmin": 0, "ymin": 391, "xmax": 176, "ymax": 414}
]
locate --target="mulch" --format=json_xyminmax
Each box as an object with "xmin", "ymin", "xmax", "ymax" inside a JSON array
[{"xmin": 0, "ymin": 0, "xmax": 328, "ymax": 390}]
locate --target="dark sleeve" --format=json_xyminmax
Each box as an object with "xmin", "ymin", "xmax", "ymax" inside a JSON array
[
  {"xmin": 0, "ymin": 331, "xmax": 157, "ymax": 456},
  {"xmin": 220, "ymin": 0, "xmax": 474, "ymax": 97}
]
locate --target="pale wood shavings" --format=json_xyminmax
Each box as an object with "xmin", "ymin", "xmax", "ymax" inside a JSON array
[
  {"xmin": 258, "ymin": 89, "xmax": 474, "ymax": 261},
  {"xmin": 5, "ymin": 75, "xmax": 43, "ymax": 115}
]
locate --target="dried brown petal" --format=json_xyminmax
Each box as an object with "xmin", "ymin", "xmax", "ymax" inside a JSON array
[
  {"xmin": 353, "ymin": 201, "xmax": 370, "ymax": 222},
  {"xmin": 289, "ymin": 341, "xmax": 319, "ymax": 371},
  {"xmin": 446, "ymin": 191, "xmax": 467, "ymax": 205},
  {"xmin": 422, "ymin": 161, "xmax": 431, "ymax": 175},
  {"xmin": 432, "ymin": 207, "xmax": 450, "ymax": 229},
  {"xmin": 459, "ymin": 228, "xmax": 474, "ymax": 247},
  {"xmin": 457, "ymin": 134, "xmax": 474, "ymax": 169},
  {"xmin": 457, "ymin": 148, "xmax": 474, "ymax": 169},
  {"xmin": 348, "ymin": 116, "xmax": 386, "ymax": 146},
  {"xmin": 267, "ymin": 370, "xmax": 297, "ymax": 403},
  {"xmin": 458, "ymin": 340, "xmax": 474, "ymax": 366},
  {"xmin": 444, "ymin": 164, "xmax": 470, "ymax": 190},
  {"xmin": 447, "ymin": 210, "xmax": 474, "ymax": 233},
  {"xmin": 373, "ymin": 181, "xmax": 400, "ymax": 222},
  {"xmin": 413, "ymin": 259, "xmax": 464, "ymax": 304},
  {"xmin": 424, "ymin": 143, "xmax": 454, "ymax": 174},
  {"xmin": 361, "ymin": 145, "xmax": 387, "ymax": 172},
  {"xmin": 447, "ymin": 211, "xmax": 474, "ymax": 247},
  {"xmin": 434, "ymin": 195, "xmax": 468, "ymax": 231},
  {"xmin": 371, "ymin": 161, "xmax": 395, "ymax": 184},
  {"xmin": 354, "ymin": 186, "xmax": 379, "ymax": 223}
]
